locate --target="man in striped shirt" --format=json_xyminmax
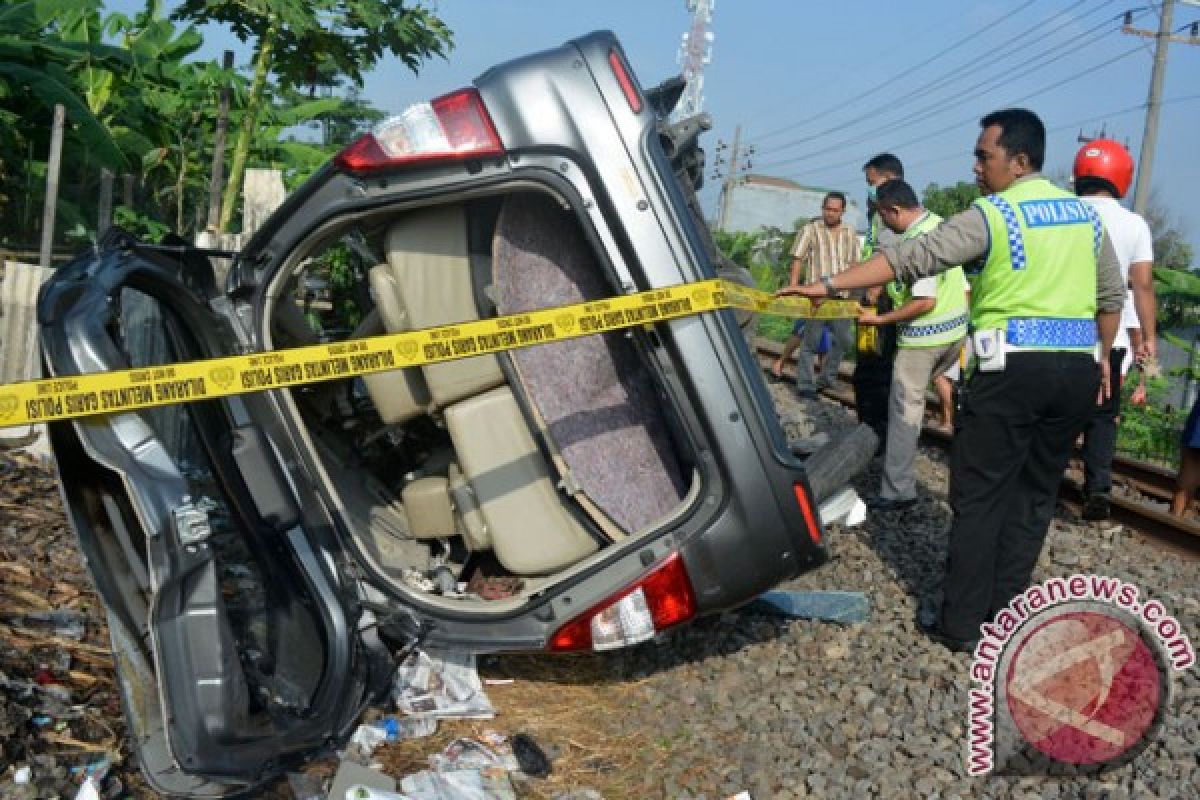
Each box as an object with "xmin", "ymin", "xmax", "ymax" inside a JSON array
[{"xmin": 772, "ymin": 191, "xmax": 859, "ymax": 397}]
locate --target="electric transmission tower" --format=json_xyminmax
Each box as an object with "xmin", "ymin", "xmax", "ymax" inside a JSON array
[{"xmin": 672, "ymin": 0, "xmax": 715, "ymax": 124}]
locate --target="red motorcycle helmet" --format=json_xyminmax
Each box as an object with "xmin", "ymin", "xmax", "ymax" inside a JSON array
[{"xmin": 1073, "ymin": 138, "xmax": 1134, "ymax": 198}]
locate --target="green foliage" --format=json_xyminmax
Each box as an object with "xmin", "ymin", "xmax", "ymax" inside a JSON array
[
  {"xmin": 113, "ymin": 204, "xmax": 169, "ymax": 242},
  {"xmin": 1116, "ymin": 376, "xmax": 1185, "ymax": 467},
  {"xmin": 308, "ymin": 241, "xmax": 364, "ymax": 331},
  {"xmin": 172, "ymin": 0, "xmax": 451, "ymax": 90},
  {"xmin": 1143, "ymin": 201, "xmax": 1193, "ymax": 271},
  {"xmin": 172, "ymin": 0, "xmax": 452, "ymax": 231},
  {"xmin": 922, "ymin": 181, "xmax": 980, "ymax": 219},
  {"xmin": 0, "ymin": 0, "xmax": 452, "ymax": 249},
  {"xmin": 1154, "ymin": 266, "xmax": 1200, "ymax": 333},
  {"xmin": 714, "ymin": 227, "xmax": 797, "ymax": 343},
  {"xmin": 0, "ymin": 0, "xmax": 132, "ymax": 173}
]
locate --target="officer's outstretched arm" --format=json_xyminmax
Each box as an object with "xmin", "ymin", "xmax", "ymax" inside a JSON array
[{"xmin": 776, "ymin": 253, "xmax": 895, "ymax": 298}]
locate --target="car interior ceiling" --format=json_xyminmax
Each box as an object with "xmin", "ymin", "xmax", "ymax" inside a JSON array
[{"xmin": 268, "ymin": 188, "xmax": 700, "ymax": 607}]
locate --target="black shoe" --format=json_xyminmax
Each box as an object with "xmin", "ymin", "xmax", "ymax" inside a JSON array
[
  {"xmin": 1082, "ymin": 492, "xmax": 1111, "ymax": 521},
  {"xmin": 867, "ymin": 495, "xmax": 918, "ymax": 512},
  {"xmin": 917, "ymin": 614, "xmax": 978, "ymax": 654}
]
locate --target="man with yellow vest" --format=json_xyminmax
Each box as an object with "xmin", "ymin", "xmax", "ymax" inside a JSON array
[
  {"xmin": 853, "ymin": 154, "xmax": 905, "ymax": 450},
  {"xmin": 857, "ymin": 178, "xmax": 968, "ymax": 512},
  {"xmin": 779, "ymin": 109, "xmax": 1124, "ymax": 651}
]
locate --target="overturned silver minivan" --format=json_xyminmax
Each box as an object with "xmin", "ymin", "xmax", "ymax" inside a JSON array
[{"xmin": 38, "ymin": 32, "xmax": 869, "ymax": 796}]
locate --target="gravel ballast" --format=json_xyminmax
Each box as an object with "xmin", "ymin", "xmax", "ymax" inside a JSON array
[
  {"xmin": 593, "ymin": 386, "xmax": 1200, "ymax": 798},
  {"xmin": 3, "ymin": 385, "xmax": 1197, "ymax": 799}
]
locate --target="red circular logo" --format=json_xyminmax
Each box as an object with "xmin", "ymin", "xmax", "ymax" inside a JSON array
[{"xmin": 1005, "ymin": 610, "xmax": 1161, "ymax": 765}]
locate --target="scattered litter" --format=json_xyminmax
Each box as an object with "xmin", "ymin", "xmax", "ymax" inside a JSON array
[
  {"xmin": 724, "ymin": 793, "xmax": 753, "ymax": 800},
  {"xmin": 346, "ymin": 716, "xmax": 438, "ymax": 761},
  {"xmin": 394, "ymin": 649, "xmax": 494, "ymax": 720},
  {"xmin": 286, "ymin": 770, "xmax": 324, "ymax": 800},
  {"xmin": 401, "ymin": 768, "xmax": 517, "ymax": 800},
  {"xmin": 401, "ymin": 567, "xmax": 437, "ymax": 594},
  {"xmin": 746, "ymin": 589, "xmax": 870, "ymax": 624},
  {"xmin": 0, "ymin": 608, "xmax": 87, "ymax": 640},
  {"xmin": 511, "ymin": 733, "xmax": 551, "ymax": 778},
  {"xmin": 73, "ymin": 776, "xmax": 101, "ymax": 800},
  {"xmin": 347, "ymin": 723, "xmax": 390, "ymax": 761},
  {"xmin": 379, "ymin": 715, "xmax": 438, "ymax": 741},
  {"xmin": 329, "ymin": 759, "xmax": 396, "ymax": 799},
  {"xmin": 13, "ymin": 765, "xmax": 31, "ymax": 784},
  {"xmin": 465, "ymin": 574, "xmax": 523, "ymax": 601},
  {"xmin": 428, "ymin": 737, "xmax": 518, "ymax": 773}
]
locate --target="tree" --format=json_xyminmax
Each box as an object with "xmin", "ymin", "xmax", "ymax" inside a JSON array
[
  {"xmin": 922, "ymin": 181, "xmax": 980, "ymax": 219},
  {"xmin": 0, "ymin": 0, "xmax": 131, "ymax": 173},
  {"xmin": 1142, "ymin": 197, "xmax": 1193, "ymax": 272},
  {"xmin": 172, "ymin": 0, "xmax": 452, "ymax": 233}
]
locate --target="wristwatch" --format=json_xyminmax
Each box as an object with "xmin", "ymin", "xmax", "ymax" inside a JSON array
[{"xmin": 821, "ymin": 274, "xmax": 837, "ymax": 295}]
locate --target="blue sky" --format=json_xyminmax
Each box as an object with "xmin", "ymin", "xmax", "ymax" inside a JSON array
[{"xmin": 117, "ymin": 0, "xmax": 1200, "ymax": 254}]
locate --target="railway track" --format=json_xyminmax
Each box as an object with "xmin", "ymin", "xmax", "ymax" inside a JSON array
[{"xmin": 753, "ymin": 337, "xmax": 1200, "ymax": 554}]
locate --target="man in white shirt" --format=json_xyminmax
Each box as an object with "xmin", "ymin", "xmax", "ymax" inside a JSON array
[{"xmin": 1074, "ymin": 139, "xmax": 1157, "ymax": 521}]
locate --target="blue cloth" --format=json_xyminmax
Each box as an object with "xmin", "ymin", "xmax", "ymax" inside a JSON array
[
  {"xmin": 1006, "ymin": 317, "xmax": 1096, "ymax": 348},
  {"xmin": 791, "ymin": 320, "xmax": 832, "ymax": 354},
  {"xmin": 817, "ymin": 325, "xmax": 831, "ymax": 355},
  {"xmin": 1183, "ymin": 395, "xmax": 1200, "ymax": 450}
]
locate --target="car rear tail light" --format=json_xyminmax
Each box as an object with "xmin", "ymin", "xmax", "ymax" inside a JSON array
[
  {"xmin": 607, "ymin": 49, "xmax": 643, "ymax": 114},
  {"xmin": 793, "ymin": 481, "xmax": 822, "ymax": 545},
  {"xmin": 334, "ymin": 88, "xmax": 503, "ymax": 174},
  {"xmin": 548, "ymin": 553, "xmax": 696, "ymax": 652}
]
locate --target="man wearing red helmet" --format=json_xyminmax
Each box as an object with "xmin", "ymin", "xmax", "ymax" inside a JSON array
[{"xmin": 1073, "ymin": 139, "xmax": 1157, "ymax": 522}]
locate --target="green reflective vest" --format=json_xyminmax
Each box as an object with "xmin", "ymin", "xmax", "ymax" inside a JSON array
[
  {"xmin": 861, "ymin": 213, "xmax": 881, "ymax": 259},
  {"xmin": 970, "ymin": 177, "xmax": 1101, "ymax": 352},
  {"xmin": 884, "ymin": 211, "xmax": 969, "ymax": 348}
]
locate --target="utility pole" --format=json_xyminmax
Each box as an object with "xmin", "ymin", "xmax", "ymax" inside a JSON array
[
  {"xmin": 207, "ymin": 50, "xmax": 235, "ymax": 231},
  {"xmin": 716, "ymin": 125, "xmax": 741, "ymax": 232},
  {"xmin": 714, "ymin": 126, "xmax": 757, "ymax": 232},
  {"xmin": 1122, "ymin": 0, "xmax": 1200, "ymax": 214},
  {"xmin": 97, "ymin": 169, "xmax": 114, "ymax": 237},
  {"xmin": 39, "ymin": 104, "xmax": 65, "ymax": 269}
]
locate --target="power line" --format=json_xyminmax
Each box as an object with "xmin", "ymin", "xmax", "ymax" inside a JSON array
[
  {"xmin": 751, "ymin": 0, "xmax": 1100, "ymax": 152},
  {"xmin": 779, "ymin": 92, "xmax": 1200, "ymax": 184},
  {"xmin": 755, "ymin": 4, "xmax": 1135, "ymax": 165},
  {"xmin": 754, "ymin": 19, "xmax": 1145, "ymax": 173},
  {"xmin": 751, "ymin": 0, "xmax": 1040, "ymax": 143}
]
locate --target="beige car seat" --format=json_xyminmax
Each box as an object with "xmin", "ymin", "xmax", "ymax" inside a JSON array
[
  {"xmin": 361, "ymin": 204, "xmax": 504, "ymax": 425},
  {"xmin": 445, "ymin": 387, "xmax": 598, "ymax": 575},
  {"xmin": 363, "ymin": 204, "xmax": 597, "ymax": 575}
]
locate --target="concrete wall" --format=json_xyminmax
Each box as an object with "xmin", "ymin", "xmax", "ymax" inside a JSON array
[
  {"xmin": 0, "ymin": 260, "xmax": 54, "ymax": 455},
  {"xmin": 725, "ymin": 180, "xmax": 866, "ymax": 235}
]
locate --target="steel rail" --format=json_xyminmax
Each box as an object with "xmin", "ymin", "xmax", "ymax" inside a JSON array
[{"xmin": 753, "ymin": 337, "xmax": 1200, "ymax": 552}]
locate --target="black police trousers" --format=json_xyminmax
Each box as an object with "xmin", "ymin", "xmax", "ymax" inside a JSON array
[{"xmin": 939, "ymin": 351, "xmax": 1100, "ymax": 641}]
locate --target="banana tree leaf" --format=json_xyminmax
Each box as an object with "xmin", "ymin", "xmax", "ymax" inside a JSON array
[
  {"xmin": 1153, "ymin": 266, "xmax": 1200, "ymax": 297},
  {"xmin": 0, "ymin": 62, "xmax": 128, "ymax": 170},
  {"xmin": 0, "ymin": 0, "xmax": 83, "ymax": 33},
  {"xmin": 273, "ymin": 139, "xmax": 334, "ymax": 166},
  {"xmin": 270, "ymin": 96, "xmax": 347, "ymax": 126}
]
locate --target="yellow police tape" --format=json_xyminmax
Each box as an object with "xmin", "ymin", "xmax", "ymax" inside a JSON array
[{"xmin": 0, "ymin": 278, "xmax": 860, "ymax": 430}]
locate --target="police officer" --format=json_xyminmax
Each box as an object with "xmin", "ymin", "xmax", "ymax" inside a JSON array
[
  {"xmin": 779, "ymin": 109, "xmax": 1124, "ymax": 650},
  {"xmin": 854, "ymin": 154, "xmax": 905, "ymax": 448},
  {"xmin": 859, "ymin": 178, "xmax": 969, "ymax": 512}
]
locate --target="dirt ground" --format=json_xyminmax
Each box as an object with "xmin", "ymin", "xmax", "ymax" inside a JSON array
[{"xmin": 0, "ymin": 450, "xmax": 691, "ymax": 799}]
